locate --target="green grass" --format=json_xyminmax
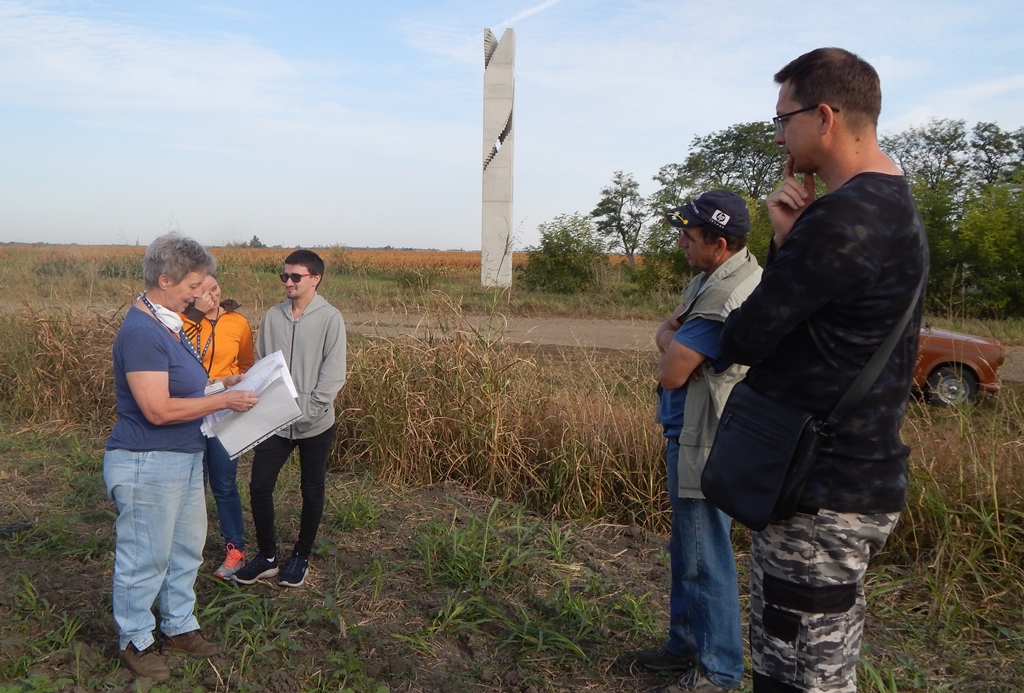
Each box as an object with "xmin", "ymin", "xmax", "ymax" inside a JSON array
[
  {"xmin": 3, "ymin": 393, "xmax": 1024, "ymax": 691},
  {"xmin": 0, "ymin": 425, "xmax": 672, "ymax": 691},
  {"xmin": 413, "ymin": 500, "xmax": 541, "ymax": 591}
]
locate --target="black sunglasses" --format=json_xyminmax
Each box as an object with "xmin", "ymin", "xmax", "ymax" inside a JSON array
[{"xmin": 279, "ymin": 272, "xmax": 312, "ymax": 283}]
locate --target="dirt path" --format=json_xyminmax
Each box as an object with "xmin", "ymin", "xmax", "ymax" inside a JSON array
[
  {"xmin": 345, "ymin": 312, "xmax": 1024, "ymax": 383},
  {"xmin": 345, "ymin": 312, "xmax": 660, "ymax": 352},
  {"xmin": 7, "ymin": 301, "xmax": 1022, "ymax": 382}
]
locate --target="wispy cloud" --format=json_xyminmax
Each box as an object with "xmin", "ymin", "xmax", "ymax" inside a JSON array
[
  {"xmin": 494, "ymin": 0, "xmax": 566, "ymax": 30},
  {"xmin": 0, "ymin": 2, "xmax": 314, "ymax": 113},
  {"xmin": 194, "ymin": 5, "xmax": 275, "ymax": 23},
  {"xmin": 950, "ymin": 73, "xmax": 1024, "ymax": 103},
  {"xmin": 396, "ymin": 18, "xmax": 479, "ymax": 64},
  {"xmin": 398, "ymin": 0, "xmax": 569, "ymax": 66},
  {"xmin": 883, "ymin": 72, "xmax": 1024, "ymax": 132},
  {"xmin": 0, "ymin": 0, "xmax": 477, "ymax": 169}
]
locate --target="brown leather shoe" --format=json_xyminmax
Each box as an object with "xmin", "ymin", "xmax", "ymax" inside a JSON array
[
  {"xmin": 160, "ymin": 630, "xmax": 223, "ymax": 657},
  {"xmin": 120, "ymin": 643, "xmax": 170, "ymax": 680}
]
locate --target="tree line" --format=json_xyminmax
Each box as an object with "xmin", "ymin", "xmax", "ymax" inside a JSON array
[{"xmin": 520, "ymin": 119, "xmax": 1024, "ymax": 318}]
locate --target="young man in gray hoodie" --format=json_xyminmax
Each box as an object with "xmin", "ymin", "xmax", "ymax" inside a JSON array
[{"xmin": 232, "ymin": 249, "xmax": 347, "ymax": 588}]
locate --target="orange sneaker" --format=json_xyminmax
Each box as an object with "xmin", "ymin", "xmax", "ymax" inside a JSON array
[{"xmin": 213, "ymin": 543, "xmax": 245, "ymax": 580}]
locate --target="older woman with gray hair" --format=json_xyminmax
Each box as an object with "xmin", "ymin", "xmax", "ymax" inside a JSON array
[{"xmin": 103, "ymin": 232, "xmax": 259, "ymax": 680}]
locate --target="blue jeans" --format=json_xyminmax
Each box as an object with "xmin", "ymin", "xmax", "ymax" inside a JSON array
[
  {"xmin": 205, "ymin": 436, "xmax": 245, "ymax": 550},
  {"xmin": 665, "ymin": 437, "xmax": 744, "ymax": 689},
  {"xmin": 104, "ymin": 449, "xmax": 207, "ymax": 651}
]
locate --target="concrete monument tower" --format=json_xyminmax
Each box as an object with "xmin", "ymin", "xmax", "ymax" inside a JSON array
[{"xmin": 481, "ymin": 28, "xmax": 515, "ymax": 287}]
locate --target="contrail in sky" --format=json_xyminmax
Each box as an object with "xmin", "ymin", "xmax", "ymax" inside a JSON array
[{"xmin": 495, "ymin": 0, "xmax": 566, "ymax": 29}]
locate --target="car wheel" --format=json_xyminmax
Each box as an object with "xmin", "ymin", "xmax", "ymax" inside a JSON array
[{"xmin": 926, "ymin": 366, "xmax": 978, "ymax": 407}]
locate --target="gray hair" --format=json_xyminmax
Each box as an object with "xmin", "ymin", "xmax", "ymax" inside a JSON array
[{"xmin": 142, "ymin": 232, "xmax": 217, "ymax": 288}]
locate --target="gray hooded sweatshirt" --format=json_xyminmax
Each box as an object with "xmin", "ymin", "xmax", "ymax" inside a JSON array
[{"xmin": 255, "ymin": 293, "xmax": 346, "ymax": 439}]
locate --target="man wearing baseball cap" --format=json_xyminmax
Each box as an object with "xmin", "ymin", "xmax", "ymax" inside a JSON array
[{"xmin": 632, "ymin": 190, "xmax": 761, "ymax": 692}]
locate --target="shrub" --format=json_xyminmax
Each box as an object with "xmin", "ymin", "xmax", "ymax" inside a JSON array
[
  {"xmin": 33, "ymin": 260, "xmax": 81, "ymax": 277},
  {"xmin": 630, "ymin": 220, "xmax": 690, "ymax": 294},
  {"xmin": 519, "ymin": 214, "xmax": 606, "ymax": 294},
  {"xmin": 98, "ymin": 258, "xmax": 142, "ymax": 279}
]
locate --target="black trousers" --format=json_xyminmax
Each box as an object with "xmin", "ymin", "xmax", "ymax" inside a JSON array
[{"xmin": 249, "ymin": 425, "xmax": 336, "ymax": 558}]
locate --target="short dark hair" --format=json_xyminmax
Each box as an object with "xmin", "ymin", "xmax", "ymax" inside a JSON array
[
  {"xmin": 694, "ymin": 225, "xmax": 747, "ymax": 253},
  {"xmin": 285, "ymin": 249, "xmax": 325, "ymax": 277},
  {"xmin": 142, "ymin": 232, "xmax": 216, "ymax": 288},
  {"xmin": 774, "ymin": 47, "xmax": 881, "ymax": 130}
]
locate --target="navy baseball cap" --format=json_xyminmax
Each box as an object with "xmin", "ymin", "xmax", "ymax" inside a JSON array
[{"xmin": 666, "ymin": 190, "xmax": 751, "ymax": 237}]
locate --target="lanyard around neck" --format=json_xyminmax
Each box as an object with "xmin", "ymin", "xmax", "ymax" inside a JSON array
[
  {"xmin": 193, "ymin": 316, "xmax": 217, "ymax": 365},
  {"xmin": 139, "ymin": 292, "xmax": 205, "ymax": 365}
]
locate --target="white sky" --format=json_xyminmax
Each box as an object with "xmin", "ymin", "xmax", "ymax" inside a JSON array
[{"xmin": 1, "ymin": 0, "xmax": 1022, "ymax": 249}]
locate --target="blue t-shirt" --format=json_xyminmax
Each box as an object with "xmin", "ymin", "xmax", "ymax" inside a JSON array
[
  {"xmin": 660, "ymin": 316, "xmax": 729, "ymax": 438},
  {"xmin": 107, "ymin": 306, "xmax": 209, "ymax": 452}
]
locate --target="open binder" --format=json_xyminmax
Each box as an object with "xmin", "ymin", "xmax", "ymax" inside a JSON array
[{"xmin": 202, "ymin": 351, "xmax": 302, "ymax": 458}]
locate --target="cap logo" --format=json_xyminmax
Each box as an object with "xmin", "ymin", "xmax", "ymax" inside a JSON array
[
  {"xmin": 667, "ymin": 210, "xmax": 689, "ymax": 226},
  {"xmin": 711, "ymin": 210, "xmax": 730, "ymax": 227}
]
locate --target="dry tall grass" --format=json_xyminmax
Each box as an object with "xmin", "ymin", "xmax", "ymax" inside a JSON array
[
  {"xmin": 883, "ymin": 394, "xmax": 1024, "ymax": 638},
  {"xmin": 335, "ymin": 304, "xmax": 665, "ymax": 527},
  {"xmin": 0, "ymin": 309, "xmax": 116, "ymax": 429},
  {"xmin": 0, "ymin": 244, "xmax": 506, "ymax": 276},
  {"xmin": 0, "ymin": 304, "xmax": 666, "ymax": 528}
]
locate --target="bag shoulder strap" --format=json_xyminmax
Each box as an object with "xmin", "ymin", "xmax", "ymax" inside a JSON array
[{"xmin": 824, "ymin": 272, "xmax": 926, "ymax": 432}]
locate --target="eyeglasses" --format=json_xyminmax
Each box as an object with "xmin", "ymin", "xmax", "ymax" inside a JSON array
[
  {"xmin": 772, "ymin": 104, "xmax": 840, "ymax": 134},
  {"xmin": 279, "ymin": 272, "xmax": 312, "ymax": 283},
  {"xmin": 680, "ymin": 228, "xmax": 701, "ymax": 244}
]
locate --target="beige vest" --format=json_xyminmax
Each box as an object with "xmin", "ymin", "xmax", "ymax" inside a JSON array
[{"xmin": 673, "ymin": 249, "xmax": 762, "ymax": 498}]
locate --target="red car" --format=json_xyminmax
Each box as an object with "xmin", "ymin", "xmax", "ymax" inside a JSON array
[{"xmin": 914, "ymin": 326, "xmax": 1007, "ymax": 406}]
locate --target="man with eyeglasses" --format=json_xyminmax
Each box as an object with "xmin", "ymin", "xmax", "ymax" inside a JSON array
[
  {"xmin": 232, "ymin": 249, "xmax": 347, "ymax": 589},
  {"xmin": 719, "ymin": 49, "xmax": 927, "ymax": 693}
]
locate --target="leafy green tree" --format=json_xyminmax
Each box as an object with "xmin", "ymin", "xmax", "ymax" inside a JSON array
[
  {"xmin": 631, "ymin": 219, "xmax": 689, "ymax": 293},
  {"xmin": 248, "ymin": 235, "xmax": 267, "ymax": 248},
  {"xmin": 597, "ymin": 116, "xmax": 1024, "ymax": 314},
  {"xmin": 957, "ymin": 182, "xmax": 1024, "ymax": 316},
  {"xmin": 519, "ymin": 214, "xmax": 606, "ymax": 294},
  {"xmin": 650, "ymin": 122, "xmax": 785, "ymax": 209},
  {"xmin": 970, "ymin": 122, "xmax": 1024, "ymax": 186},
  {"xmin": 682, "ymin": 121, "xmax": 786, "ymax": 199},
  {"xmin": 638, "ymin": 122, "xmax": 783, "ymax": 291},
  {"xmin": 649, "ymin": 162, "xmax": 691, "ymax": 213},
  {"xmin": 879, "ymin": 119, "xmax": 1024, "ymax": 312},
  {"xmin": 591, "ymin": 171, "xmax": 649, "ymax": 270},
  {"xmin": 882, "ymin": 119, "xmax": 970, "ymax": 195},
  {"xmin": 746, "ymin": 199, "xmax": 775, "ymax": 266},
  {"xmin": 881, "ymin": 119, "xmax": 972, "ymax": 309}
]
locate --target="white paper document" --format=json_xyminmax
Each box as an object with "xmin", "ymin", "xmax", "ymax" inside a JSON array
[{"xmin": 202, "ymin": 350, "xmax": 302, "ymax": 458}]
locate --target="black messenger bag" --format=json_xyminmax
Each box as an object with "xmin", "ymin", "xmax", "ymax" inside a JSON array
[{"xmin": 699, "ymin": 381, "xmax": 828, "ymax": 531}]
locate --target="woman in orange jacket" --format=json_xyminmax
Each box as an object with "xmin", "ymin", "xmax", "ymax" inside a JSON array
[{"xmin": 181, "ymin": 274, "xmax": 255, "ymax": 579}]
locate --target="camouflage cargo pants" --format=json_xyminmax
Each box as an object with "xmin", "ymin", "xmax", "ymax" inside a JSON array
[{"xmin": 749, "ymin": 509, "xmax": 900, "ymax": 693}]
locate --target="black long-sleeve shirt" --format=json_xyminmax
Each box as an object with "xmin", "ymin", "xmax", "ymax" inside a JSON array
[{"xmin": 720, "ymin": 172, "xmax": 928, "ymax": 514}]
